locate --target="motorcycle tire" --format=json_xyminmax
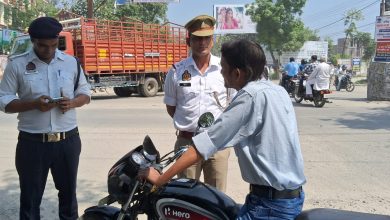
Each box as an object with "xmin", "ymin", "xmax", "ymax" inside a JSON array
[
  {"xmin": 313, "ymin": 94, "xmax": 326, "ymax": 108},
  {"xmin": 346, "ymin": 81, "xmax": 355, "ymax": 92},
  {"xmin": 294, "ymin": 90, "xmax": 304, "ymax": 103}
]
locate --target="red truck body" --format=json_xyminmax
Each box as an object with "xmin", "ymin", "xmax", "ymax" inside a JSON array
[{"xmin": 61, "ymin": 17, "xmax": 188, "ymax": 76}]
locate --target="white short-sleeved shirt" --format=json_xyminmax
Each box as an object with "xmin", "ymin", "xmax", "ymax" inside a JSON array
[
  {"xmin": 0, "ymin": 49, "xmax": 91, "ymax": 133},
  {"xmin": 164, "ymin": 54, "xmax": 233, "ymax": 132}
]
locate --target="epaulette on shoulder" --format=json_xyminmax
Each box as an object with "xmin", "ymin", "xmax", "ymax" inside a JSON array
[{"xmin": 8, "ymin": 51, "xmax": 29, "ymax": 61}]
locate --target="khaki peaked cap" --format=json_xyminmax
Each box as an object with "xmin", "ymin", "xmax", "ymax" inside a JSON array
[{"xmin": 185, "ymin": 15, "xmax": 216, "ymax": 36}]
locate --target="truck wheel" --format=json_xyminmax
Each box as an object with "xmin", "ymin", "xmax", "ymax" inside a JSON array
[
  {"xmin": 139, "ymin": 77, "xmax": 158, "ymax": 97},
  {"xmin": 113, "ymin": 87, "xmax": 133, "ymax": 97}
]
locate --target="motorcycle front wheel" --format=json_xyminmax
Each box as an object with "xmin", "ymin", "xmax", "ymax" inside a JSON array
[
  {"xmin": 313, "ymin": 94, "xmax": 326, "ymax": 107},
  {"xmin": 294, "ymin": 89, "xmax": 304, "ymax": 103},
  {"xmin": 346, "ymin": 81, "xmax": 355, "ymax": 92}
]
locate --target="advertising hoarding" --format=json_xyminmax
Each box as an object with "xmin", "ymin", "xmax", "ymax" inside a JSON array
[{"xmin": 213, "ymin": 4, "xmax": 256, "ymax": 34}]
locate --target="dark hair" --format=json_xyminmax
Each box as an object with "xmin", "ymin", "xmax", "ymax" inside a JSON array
[
  {"xmin": 290, "ymin": 57, "xmax": 295, "ymax": 62},
  {"xmin": 221, "ymin": 39, "xmax": 266, "ymax": 82},
  {"xmin": 311, "ymin": 55, "xmax": 317, "ymax": 61}
]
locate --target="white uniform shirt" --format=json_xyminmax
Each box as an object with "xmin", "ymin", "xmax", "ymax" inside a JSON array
[
  {"xmin": 164, "ymin": 54, "xmax": 233, "ymax": 132},
  {"xmin": 0, "ymin": 49, "xmax": 91, "ymax": 133}
]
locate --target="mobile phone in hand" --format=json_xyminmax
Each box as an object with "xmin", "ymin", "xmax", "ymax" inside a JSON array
[{"xmin": 48, "ymin": 97, "xmax": 64, "ymax": 103}]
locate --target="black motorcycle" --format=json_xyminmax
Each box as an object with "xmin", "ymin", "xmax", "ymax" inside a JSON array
[
  {"xmin": 79, "ymin": 113, "xmax": 389, "ymax": 220},
  {"xmin": 294, "ymin": 74, "xmax": 331, "ymax": 108},
  {"xmin": 334, "ymin": 72, "xmax": 355, "ymax": 92},
  {"xmin": 279, "ymin": 72, "xmax": 297, "ymax": 97}
]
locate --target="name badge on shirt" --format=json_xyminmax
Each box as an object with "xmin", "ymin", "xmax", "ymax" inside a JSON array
[{"xmin": 179, "ymin": 69, "xmax": 191, "ymax": 87}]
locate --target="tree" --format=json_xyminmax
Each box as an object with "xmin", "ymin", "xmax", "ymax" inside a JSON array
[
  {"xmin": 354, "ymin": 32, "xmax": 375, "ymax": 62},
  {"xmin": 246, "ymin": 0, "xmax": 317, "ymax": 67},
  {"xmin": 3, "ymin": 0, "xmax": 58, "ymax": 30},
  {"xmin": 342, "ymin": 9, "xmax": 363, "ymax": 56},
  {"xmin": 70, "ymin": 0, "xmax": 168, "ymax": 24}
]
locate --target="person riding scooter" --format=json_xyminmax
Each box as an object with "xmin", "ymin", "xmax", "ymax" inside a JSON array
[
  {"xmin": 305, "ymin": 57, "xmax": 330, "ymax": 98},
  {"xmin": 335, "ymin": 65, "xmax": 348, "ymax": 91}
]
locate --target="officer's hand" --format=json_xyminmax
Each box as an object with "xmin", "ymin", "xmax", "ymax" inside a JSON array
[
  {"xmin": 37, "ymin": 95, "xmax": 57, "ymax": 112},
  {"xmin": 58, "ymin": 96, "xmax": 72, "ymax": 113}
]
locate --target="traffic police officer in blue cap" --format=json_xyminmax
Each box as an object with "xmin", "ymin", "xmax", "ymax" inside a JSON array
[{"xmin": 0, "ymin": 16, "xmax": 91, "ymax": 220}]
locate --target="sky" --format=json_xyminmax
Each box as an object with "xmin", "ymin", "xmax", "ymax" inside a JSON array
[{"xmin": 166, "ymin": 0, "xmax": 380, "ymax": 42}]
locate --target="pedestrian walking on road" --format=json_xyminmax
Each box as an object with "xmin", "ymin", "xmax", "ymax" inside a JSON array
[
  {"xmin": 0, "ymin": 17, "xmax": 91, "ymax": 220},
  {"xmin": 163, "ymin": 15, "xmax": 235, "ymax": 192}
]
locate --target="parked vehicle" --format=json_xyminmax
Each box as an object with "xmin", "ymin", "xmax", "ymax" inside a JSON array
[
  {"xmin": 9, "ymin": 17, "xmax": 189, "ymax": 97},
  {"xmin": 294, "ymin": 74, "xmax": 331, "ymax": 107},
  {"xmin": 334, "ymin": 71, "xmax": 355, "ymax": 92}
]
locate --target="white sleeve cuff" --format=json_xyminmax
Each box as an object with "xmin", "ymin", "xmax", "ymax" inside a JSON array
[
  {"xmin": 192, "ymin": 131, "xmax": 218, "ymax": 160},
  {"xmin": 164, "ymin": 96, "xmax": 176, "ymax": 106}
]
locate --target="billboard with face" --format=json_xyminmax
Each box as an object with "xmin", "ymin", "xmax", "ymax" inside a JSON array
[{"xmin": 214, "ymin": 4, "xmax": 257, "ymax": 34}]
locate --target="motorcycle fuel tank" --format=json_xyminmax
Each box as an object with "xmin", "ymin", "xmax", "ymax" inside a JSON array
[{"xmin": 153, "ymin": 178, "xmax": 240, "ymax": 220}]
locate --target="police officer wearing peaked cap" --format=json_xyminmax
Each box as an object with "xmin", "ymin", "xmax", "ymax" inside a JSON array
[
  {"xmin": 28, "ymin": 16, "xmax": 63, "ymax": 39},
  {"xmin": 163, "ymin": 14, "xmax": 235, "ymax": 193},
  {"xmin": 0, "ymin": 16, "xmax": 91, "ymax": 220}
]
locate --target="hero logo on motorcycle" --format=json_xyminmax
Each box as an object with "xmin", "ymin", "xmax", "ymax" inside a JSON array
[{"xmin": 162, "ymin": 205, "xmax": 210, "ymax": 219}]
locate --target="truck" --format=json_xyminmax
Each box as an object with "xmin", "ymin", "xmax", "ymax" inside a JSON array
[{"xmin": 10, "ymin": 17, "xmax": 189, "ymax": 97}]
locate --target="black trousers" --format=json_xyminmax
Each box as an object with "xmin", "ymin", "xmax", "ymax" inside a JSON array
[{"xmin": 15, "ymin": 134, "xmax": 81, "ymax": 220}]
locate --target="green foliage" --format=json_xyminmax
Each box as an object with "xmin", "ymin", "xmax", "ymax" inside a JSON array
[
  {"xmin": 211, "ymin": 34, "xmax": 257, "ymax": 56},
  {"xmin": 3, "ymin": 0, "xmax": 58, "ymax": 30},
  {"xmin": 342, "ymin": 9, "xmax": 363, "ymax": 55},
  {"xmin": 70, "ymin": 0, "xmax": 168, "ymax": 24},
  {"xmin": 246, "ymin": 0, "xmax": 317, "ymax": 66}
]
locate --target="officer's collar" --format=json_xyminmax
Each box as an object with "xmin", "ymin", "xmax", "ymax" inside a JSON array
[
  {"xmin": 188, "ymin": 54, "xmax": 220, "ymax": 70},
  {"xmin": 27, "ymin": 49, "xmax": 65, "ymax": 63}
]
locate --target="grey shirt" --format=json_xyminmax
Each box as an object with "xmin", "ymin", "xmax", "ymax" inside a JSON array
[
  {"xmin": 0, "ymin": 49, "xmax": 91, "ymax": 133},
  {"xmin": 193, "ymin": 79, "xmax": 306, "ymax": 190}
]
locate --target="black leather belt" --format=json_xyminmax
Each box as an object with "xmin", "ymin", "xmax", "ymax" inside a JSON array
[
  {"xmin": 250, "ymin": 184, "xmax": 302, "ymax": 199},
  {"xmin": 177, "ymin": 130, "xmax": 194, "ymax": 140},
  {"xmin": 18, "ymin": 127, "xmax": 79, "ymax": 143}
]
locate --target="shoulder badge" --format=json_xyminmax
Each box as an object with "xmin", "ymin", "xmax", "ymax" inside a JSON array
[
  {"xmin": 26, "ymin": 62, "xmax": 36, "ymax": 71},
  {"xmin": 182, "ymin": 70, "xmax": 191, "ymax": 81}
]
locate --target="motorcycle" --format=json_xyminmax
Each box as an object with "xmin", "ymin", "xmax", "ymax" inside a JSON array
[
  {"xmin": 79, "ymin": 112, "xmax": 241, "ymax": 220},
  {"xmin": 294, "ymin": 74, "xmax": 331, "ymax": 108},
  {"xmin": 79, "ymin": 112, "xmax": 389, "ymax": 220},
  {"xmin": 334, "ymin": 71, "xmax": 355, "ymax": 92},
  {"xmin": 279, "ymin": 72, "xmax": 297, "ymax": 97}
]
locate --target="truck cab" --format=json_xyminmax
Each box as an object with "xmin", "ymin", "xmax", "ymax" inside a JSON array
[{"xmin": 10, "ymin": 32, "xmax": 74, "ymax": 58}]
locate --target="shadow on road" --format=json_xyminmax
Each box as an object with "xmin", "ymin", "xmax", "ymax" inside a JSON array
[
  {"xmin": 0, "ymin": 169, "xmax": 106, "ymax": 220},
  {"xmin": 336, "ymin": 109, "xmax": 390, "ymax": 130},
  {"xmin": 91, "ymin": 92, "xmax": 164, "ymax": 100}
]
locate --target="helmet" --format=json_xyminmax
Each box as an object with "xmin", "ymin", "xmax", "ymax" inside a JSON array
[{"xmin": 341, "ymin": 65, "xmax": 347, "ymax": 70}]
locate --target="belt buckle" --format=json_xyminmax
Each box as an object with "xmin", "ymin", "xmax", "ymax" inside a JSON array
[{"xmin": 47, "ymin": 133, "xmax": 60, "ymax": 142}]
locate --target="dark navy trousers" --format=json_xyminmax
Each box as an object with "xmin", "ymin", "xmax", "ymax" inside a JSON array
[{"xmin": 15, "ymin": 134, "xmax": 81, "ymax": 220}]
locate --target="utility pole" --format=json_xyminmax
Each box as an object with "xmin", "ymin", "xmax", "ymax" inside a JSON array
[
  {"xmin": 380, "ymin": 0, "xmax": 385, "ymax": 16},
  {"xmin": 87, "ymin": 0, "xmax": 93, "ymax": 18}
]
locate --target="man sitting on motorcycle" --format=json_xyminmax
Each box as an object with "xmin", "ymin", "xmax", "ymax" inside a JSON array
[
  {"xmin": 305, "ymin": 57, "xmax": 331, "ymax": 98},
  {"xmin": 140, "ymin": 39, "xmax": 306, "ymax": 220},
  {"xmin": 336, "ymin": 65, "xmax": 347, "ymax": 91},
  {"xmin": 282, "ymin": 57, "xmax": 299, "ymax": 90}
]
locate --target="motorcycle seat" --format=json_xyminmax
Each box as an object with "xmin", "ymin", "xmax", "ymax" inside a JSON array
[{"xmin": 296, "ymin": 208, "xmax": 390, "ymax": 220}]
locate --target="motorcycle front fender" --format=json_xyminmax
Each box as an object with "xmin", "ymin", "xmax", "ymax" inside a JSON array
[{"xmin": 79, "ymin": 205, "xmax": 120, "ymax": 220}]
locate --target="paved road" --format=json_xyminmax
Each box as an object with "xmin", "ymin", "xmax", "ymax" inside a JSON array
[{"xmin": 0, "ymin": 84, "xmax": 389, "ymax": 219}]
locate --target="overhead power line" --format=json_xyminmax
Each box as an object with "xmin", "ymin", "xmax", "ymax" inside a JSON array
[{"xmin": 313, "ymin": 0, "xmax": 380, "ymax": 31}]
